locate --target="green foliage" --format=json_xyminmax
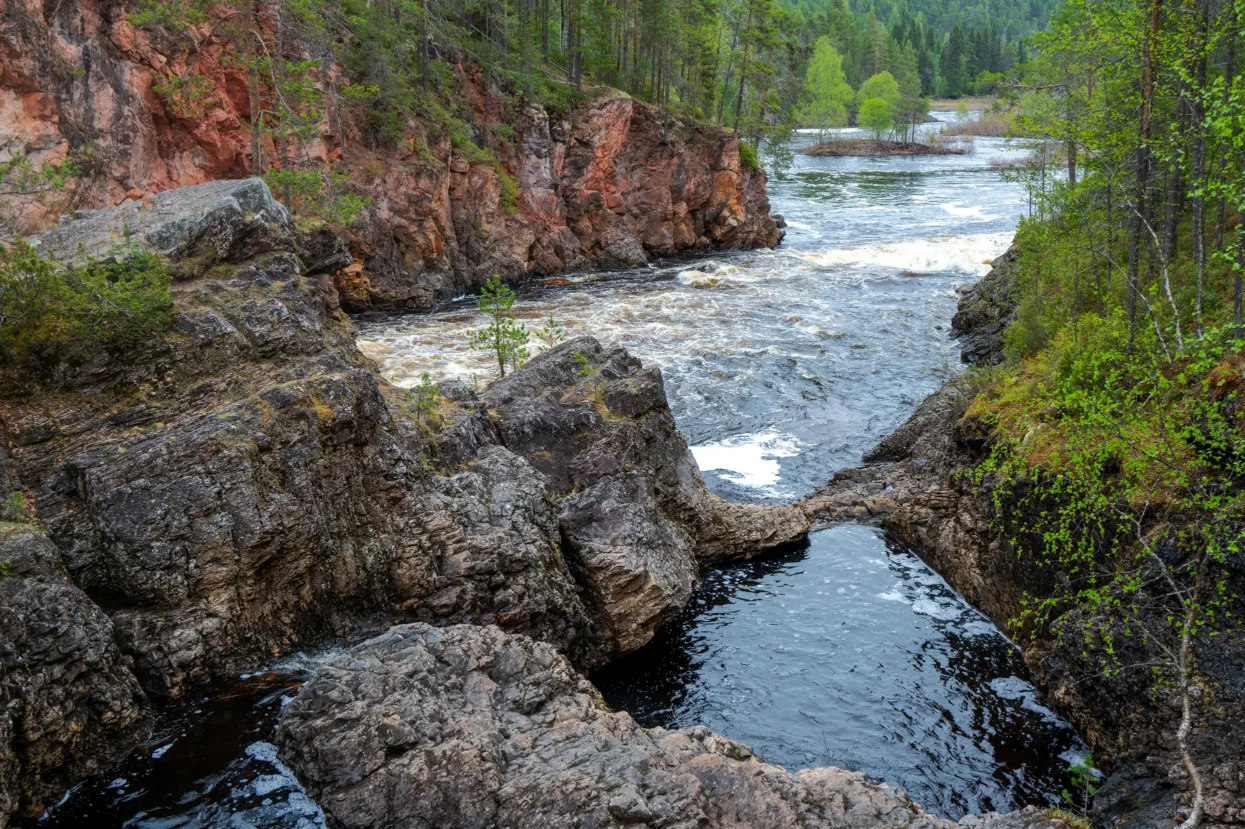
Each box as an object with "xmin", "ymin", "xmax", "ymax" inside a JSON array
[
  {"xmin": 802, "ymin": 37, "xmax": 853, "ymax": 136},
  {"xmin": 469, "ymin": 276, "xmax": 529, "ymax": 378},
  {"xmin": 1061, "ymin": 754, "xmax": 1100, "ymax": 819},
  {"xmin": 153, "ymin": 72, "xmax": 217, "ymax": 120},
  {"xmin": 574, "ymin": 350, "xmax": 600, "ymax": 378},
  {"xmin": 857, "ymin": 72, "xmax": 901, "ymax": 110},
  {"xmin": 406, "ymin": 372, "xmax": 442, "ymax": 432},
  {"xmin": 2, "ymin": 492, "xmax": 29, "ymax": 524},
  {"xmin": 857, "ymin": 98, "xmax": 894, "ymax": 139},
  {"xmin": 497, "ymin": 167, "xmax": 520, "ymax": 217},
  {"xmin": 0, "ymin": 241, "xmax": 173, "ymax": 375},
  {"xmin": 536, "ymin": 312, "xmax": 566, "ymax": 350},
  {"xmin": 263, "ymin": 168, "xmax": 368, "ymax": 226},
  {"xmin": 1, "ymin": 153, "xmax": 80, "ymax": 238},
  {"xmin": 738, "ymin": 140, "xmax": 761, "ymax": 172}
]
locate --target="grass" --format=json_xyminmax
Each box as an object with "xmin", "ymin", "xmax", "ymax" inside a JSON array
[
  {"xmin": 929, "ymin": 96, "xmax": 998, "ymax": 111},
  {"xmin": 940, "ymin": 114, "xmax": 1016, "ymax": 138}
]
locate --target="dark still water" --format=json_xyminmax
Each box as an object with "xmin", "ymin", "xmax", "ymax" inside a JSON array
[
  {"xmin": 595, "ymin": 525, "xmax": 1086, "ymax": 818},
  {"xmin": 29, "ymin": 672, "xmax": 322, "ymax": 829}
]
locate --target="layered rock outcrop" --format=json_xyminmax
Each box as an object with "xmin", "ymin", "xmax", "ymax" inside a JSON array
[
  {"xmin": 480, "ymin": 338, "xmax": 808, "ymax": 652},
  {"xmin": 0, "ymin": 522, "xmax": 149, "ymax": 826},
  {"xmin": 2, "ymin": 0, "xmax": 782, "ymax": 310},
  {"xmin": 802, "ymin": 250, "xmax": 1245, "ymax": 829},
  {"xmin": 276, "ymin": 622, "xmax": 1071, "ymax": 829},
  {"xmin": 0, "ymin": 177, "xmax": 800, "ymax": 823}
]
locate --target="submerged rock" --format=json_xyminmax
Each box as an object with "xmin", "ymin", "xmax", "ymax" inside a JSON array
[{"xmin": 277, "ymin": 623, "xmax": 1073, "ymax": 829}]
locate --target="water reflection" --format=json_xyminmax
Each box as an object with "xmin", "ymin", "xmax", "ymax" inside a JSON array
[{"xmin": 593, "ymin": 526, "xmax": 1087, "ymax": 819}]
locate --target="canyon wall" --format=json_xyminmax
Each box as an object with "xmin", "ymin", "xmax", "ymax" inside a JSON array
[
  {"xmin": 1, "ymin": 0, "xmax": 782, "ymax": 311},
  {"xmin": 0, "ymin": 178, "xmax": 802, "ymax": 825},
  {"xmin": 803, "ymin": 254, "xmax": 1245, "ymax": 829}
]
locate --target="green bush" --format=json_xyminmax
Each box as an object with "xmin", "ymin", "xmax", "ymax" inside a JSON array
[
  {"xmin": 0, "ymin": 241, "xmax": 173, "ymax": 374},
  {"xmin": 738, "ymin": 140, "xmax": 761, "ymax": 172}
]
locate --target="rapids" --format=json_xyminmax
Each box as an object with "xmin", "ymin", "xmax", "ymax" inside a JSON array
[{"xmin": 31, "ymin": 116, "xmax": 1086, "ymax": 828}]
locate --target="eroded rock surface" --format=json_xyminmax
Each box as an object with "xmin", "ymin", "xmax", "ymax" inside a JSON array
[
  {"xmin": 277, "ymin": 623, "xmax": 1073, "ymax": 829},
  {"xmin": 3, "ymin": 0, "xmax": 781, "ymax": 307},
  {"xmin": 481, "ymin": 337, "xmax": 808, "ymax": 652},
  {"xmin": 0, "ymin": 523, "xmax": 148, "ymax": 824},
  {"xmin": 0, "ymin": 177, "xmax": 801, "ymax": 823}
]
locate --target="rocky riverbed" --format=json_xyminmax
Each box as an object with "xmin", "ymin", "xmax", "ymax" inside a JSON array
[{"xmin": 0, "ymin": 176, "xmax": 1083, "ymax": 829}]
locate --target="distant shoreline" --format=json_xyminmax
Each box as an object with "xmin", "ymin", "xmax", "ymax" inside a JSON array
[
  {"xmin": 803, "ymin": 139, "xmax": 971, "ymax": 157},
  {"xmin": 928, "ymin": 96, "xmax": 997, "ymax": 111}
]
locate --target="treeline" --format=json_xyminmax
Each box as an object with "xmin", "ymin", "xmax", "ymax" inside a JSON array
[
  {"xmin": 963, "ymin": 1, "xmax": 1245, "ymax": 817},
  {"xmin": 783, "ymin": 0, "xmax": 1041, "ymax": 97},
  {"xmin": 1006, "ymin": 0, "xmax": 1244, "ymax": 355},
  {"xmin": 114, "ymin": 0, "xmax": 1025, "ymax": 205}
]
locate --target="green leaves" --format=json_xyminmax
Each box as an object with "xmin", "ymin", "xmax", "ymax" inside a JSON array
[
  {"xmin": 469, "ymin": 276, "xmax": 530, "ymax": 378},
  {"xmin": 0, "ymin": 241, "xmax": 173, "ymax": 377}
]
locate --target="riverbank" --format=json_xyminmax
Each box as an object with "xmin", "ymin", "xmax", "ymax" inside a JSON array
[
  {"xmin": 803, "ymin": 245, "xmax": 1245, "ymax": 829},
  {"xmin": 804, "ymin": 138, "xmax": 972, "ymax": 157}
]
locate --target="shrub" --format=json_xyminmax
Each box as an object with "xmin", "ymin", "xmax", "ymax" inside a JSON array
[
  {"xmin": 0, "ymin": 241, "xmax": 173, "ymax": 375},
  {"xmin": 738, "ymin": 140, "xmax": 761, "ymax": 172},
  {"xmin": 470, "ymin": 276, "xmax": 529, "ymax": 377}
]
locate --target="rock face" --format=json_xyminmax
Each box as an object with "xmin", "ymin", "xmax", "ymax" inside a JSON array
[
  {"xmin": 0, "ymin": 523, "xmax": 148, "ymax": 825},
  {"xmin": 949, "ymin": 245, "xmax": 1018, "ymax": 366},
  {"xmin": 2, "ymin": 1, "xmax": 782, "ymax": 308},
  {"xmin": 481, "ymin": 338, "xmax": 808, "ymax": 653},
  {"xmin": 0, "ymin": 177, "xmax": 801, "ymax": 823},
  {"xmin": 277, "ymin": 622, "xmax": 1072, "ymax": 829},
  {"xmin": 803, "ymin": 248, "xmax": 1245, "ymax": 829}
]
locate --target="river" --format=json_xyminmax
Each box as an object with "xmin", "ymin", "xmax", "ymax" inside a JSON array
[{"xmin": 32, "ymin": 118, "xmax": 1086, "ymax": 828}]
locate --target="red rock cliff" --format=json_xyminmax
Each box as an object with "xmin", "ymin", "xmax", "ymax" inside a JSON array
[{"xmin": 1, "ymin": 0, "xmax": 784, "ymax": 310}]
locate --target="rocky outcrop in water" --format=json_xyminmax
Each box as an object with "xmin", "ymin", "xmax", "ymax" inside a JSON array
[
  {"xmin": 276, "ymin": 622, "xmax": 1072, "ymax": 829},
  {"xmin": 949, "ymin": 246, "xmax": 1019, "ymax": 366},
  {"xmin": 803, "ymin": 249, "xmax": 1245, "ymax": 829},
  {"xmin": 2, "ymin": 0, "xmax": 782, "ymax": 309},
  {"xmin": 480, "ymin": 338, "xmax": 809, "ymax": 652},
  {"xmin": 0, "ymin": 177, "xmax": 800, "ymax": 824}
]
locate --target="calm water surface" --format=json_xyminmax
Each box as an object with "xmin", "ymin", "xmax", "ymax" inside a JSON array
[{"xmin": 32, "ymin": 118, "xmax": 1084, "ymax": 827}]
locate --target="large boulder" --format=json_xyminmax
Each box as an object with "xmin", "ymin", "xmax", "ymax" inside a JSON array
[
  {"xmin": 482, "ymin": 337, "xmax": 808, "ymax": 654},
  {"xmin": 31, "ymin": 178, "xmax": 297, "ymax": 273},
  {"xmin": 276, "ymin": 623, "xmax": 1074, "ymax": 829}
]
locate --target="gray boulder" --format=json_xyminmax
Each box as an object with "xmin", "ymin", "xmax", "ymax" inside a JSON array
[
  {"xmin": 32, "ymin": 178, "xmax": 297, "ymax": 275},
  {"xmin": 482, "ymin": 337, "xmax": 809, "ymax": 653},
  {"xmin": 276, "ymin": 623, "xmax": 1077, "ymax": 829}
]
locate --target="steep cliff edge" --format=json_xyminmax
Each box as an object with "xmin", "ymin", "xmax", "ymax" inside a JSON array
[
  {"xmin": 803, "ymin": 252, "xmax": 1245, "ymax": 829},
  {"xmin": 0, "ymin": 178, "xmax": 801, "ymax": 825},
  {"xmin": 1, "ymin": 0, "xmax": 782, "ymax": 311}
]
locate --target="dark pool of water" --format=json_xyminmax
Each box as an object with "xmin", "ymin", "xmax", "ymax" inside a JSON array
[
  {"xmin": 594, "ymin": 525, "xmax": 1086, "ymax": 819},
  {"xmin": 27, "ymin": 673, "xmax": 322, "ymax": 829}
]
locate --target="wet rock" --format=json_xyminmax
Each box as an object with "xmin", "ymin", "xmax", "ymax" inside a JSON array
[
  {"xmin": 278, "ymin": 623, "xmax": 1069, "ymax": 829},
  {"xmin": 0, "ymin": 524, "xmax": 148, "ymax": 824},
  {"xmin": 482, "ymin": 336, "xmax": 808, "ymax": 654},
  {"xmin": 950, "ymin": 246, "xmax": 1019, "ymax": 366}
]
